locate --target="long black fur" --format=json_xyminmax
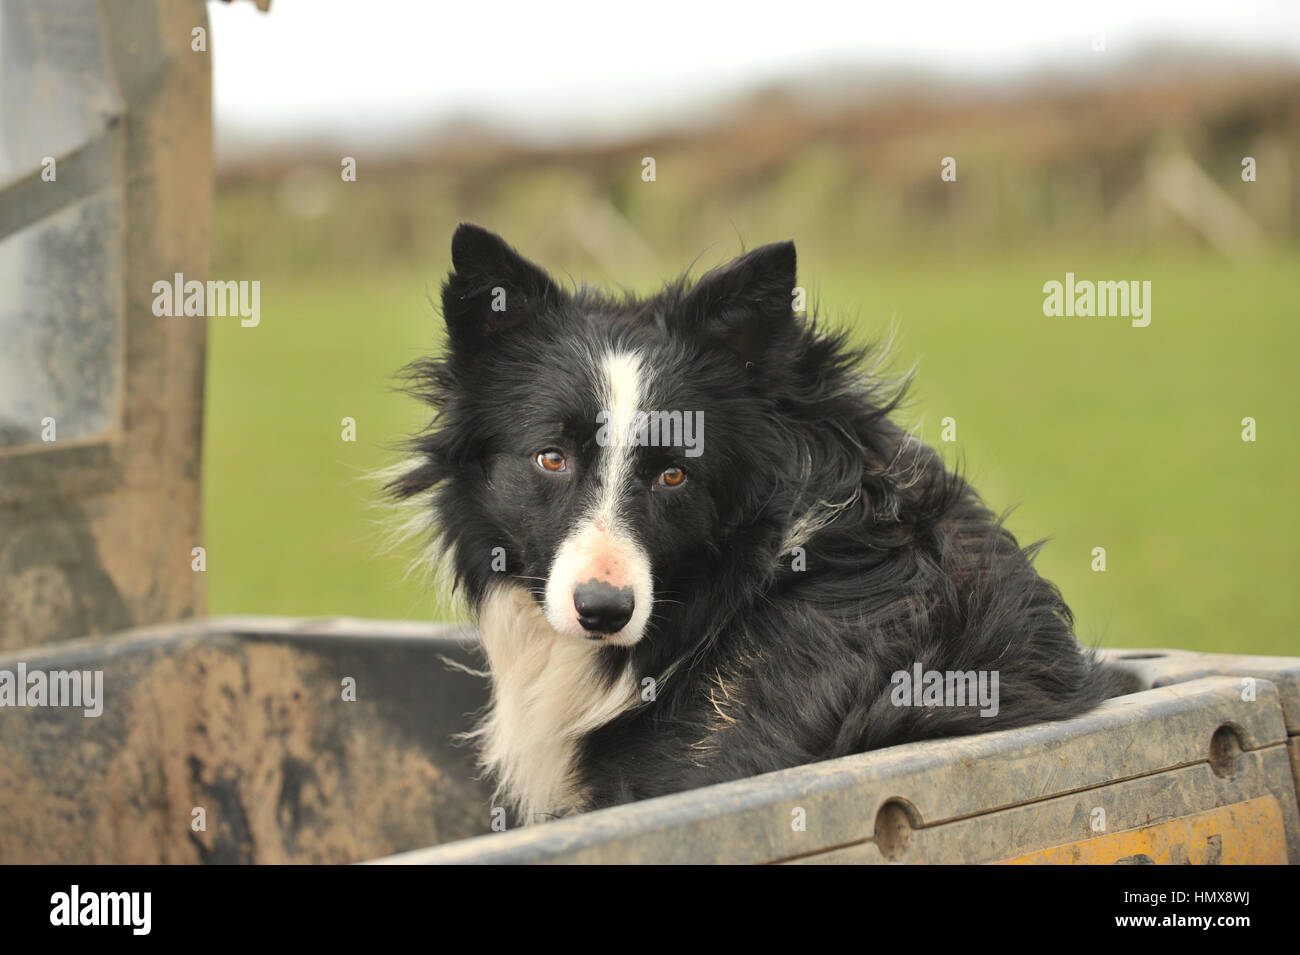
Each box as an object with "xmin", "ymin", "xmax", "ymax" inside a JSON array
[{"xmin": 393, "ymin": 224, "xmax": 1125, "ymax": 811}]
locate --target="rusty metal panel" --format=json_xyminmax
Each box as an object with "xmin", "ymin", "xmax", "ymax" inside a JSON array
[
  {"xmin": 0, "ymin": 0, "xmax": 208, "ymax": 650},
  {"xmin": 3, "ymin": 620, "xmax": 1297, "ymax": 865},
  {"xmin": 0, "ymin": 617, "xmax": 493, "ymax": 863},
  {"xmin": 1101, "ymin": 647, "xmax": 1300, "ymax": 732},
  {"xmin": 1102, "ymin": 647, "xmax": 1300, "ymax": 833},
  {"xmin": 379, "ymin": 673, "xmax": 1299, "ymax": 865},
  {"xmin": 791, "ymin": 756, "xmax": 1294, "ymax": 864}
]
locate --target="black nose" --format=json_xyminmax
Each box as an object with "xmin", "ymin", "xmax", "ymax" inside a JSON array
[{"xmin": 573, "ymin": 580, "xmax": 634, "ymax": 634}]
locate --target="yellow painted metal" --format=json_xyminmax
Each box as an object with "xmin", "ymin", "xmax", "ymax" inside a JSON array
[{"xmin": 997, "ymin": 796, "xmax": 1288, "ymax": 865}]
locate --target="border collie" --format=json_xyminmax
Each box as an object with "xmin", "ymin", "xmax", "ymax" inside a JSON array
[{"xmin": 391, "ymin": 224, "xmax": 1121, "ymax": 824}]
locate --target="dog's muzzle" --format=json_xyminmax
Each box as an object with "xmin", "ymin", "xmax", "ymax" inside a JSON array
[{"xmin": 543, "ymin": 519, "xmax": 652, "ymax": 647}]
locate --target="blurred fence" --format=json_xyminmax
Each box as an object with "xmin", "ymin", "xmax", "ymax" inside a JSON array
[{"xmin": 214, "ymin": 62, "xmax": 1300, "ymax": 277}]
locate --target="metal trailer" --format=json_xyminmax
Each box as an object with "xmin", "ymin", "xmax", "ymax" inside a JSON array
[
  {"xmin": 0, "ymin": 617, "xmax": 1296, "ymax": 864},
  {"xmin": 1, "ymin": 1, "xmax": 1296, "ymax": 865}
]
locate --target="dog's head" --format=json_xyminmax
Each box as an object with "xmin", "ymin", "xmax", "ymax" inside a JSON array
[{"xmin": 395, "ymin": 224, "xmax": 855, "ymax": 649}]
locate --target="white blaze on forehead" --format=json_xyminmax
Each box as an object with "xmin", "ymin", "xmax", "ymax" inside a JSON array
[{"xmin": 595, "ymin": 349, "xmax": 646, "ymax": 524}]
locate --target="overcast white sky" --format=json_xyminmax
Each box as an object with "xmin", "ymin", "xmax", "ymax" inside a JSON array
[{"xmin": 210, "ymin": 0, "xmax": 1300, "ymax": 153}]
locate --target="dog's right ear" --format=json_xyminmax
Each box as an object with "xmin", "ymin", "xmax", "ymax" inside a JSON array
[{"xmin": 442, "ymin": 224, "xmax": 562, "ymax": 349}]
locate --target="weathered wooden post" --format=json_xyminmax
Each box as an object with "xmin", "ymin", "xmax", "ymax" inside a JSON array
[{"xmin": 0, "ymin": 0, "xmax": 210, "ymax": 650}]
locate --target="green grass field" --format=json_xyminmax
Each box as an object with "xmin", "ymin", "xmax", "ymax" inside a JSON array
[{"xmin": 202, "ymin": 250, "xmax": 1299, "ymax": 654}]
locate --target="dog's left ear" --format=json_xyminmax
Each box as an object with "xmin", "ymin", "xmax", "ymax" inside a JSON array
[{"xmin": 676, "ymin": 241, "xmax": 797, "ymax": 365}]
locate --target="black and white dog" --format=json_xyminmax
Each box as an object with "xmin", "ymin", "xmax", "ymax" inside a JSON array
[{"xmin": 392, "ymin": 224, "xmax": 1120, "ymax": 823}]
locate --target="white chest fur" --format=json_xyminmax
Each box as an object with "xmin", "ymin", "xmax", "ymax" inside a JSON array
[{"xmin": 473, "ymin": 586, "xmax": 638, "ymax": 823}]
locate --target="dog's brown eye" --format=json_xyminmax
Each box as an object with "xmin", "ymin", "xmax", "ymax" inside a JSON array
[
  {"xmin": 658, "ymin": 466, "xmax": 686, "ymax": 488},
  {"xmin": 535, "ymin": 449, "xmax": 567, "ymax": 472}
]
